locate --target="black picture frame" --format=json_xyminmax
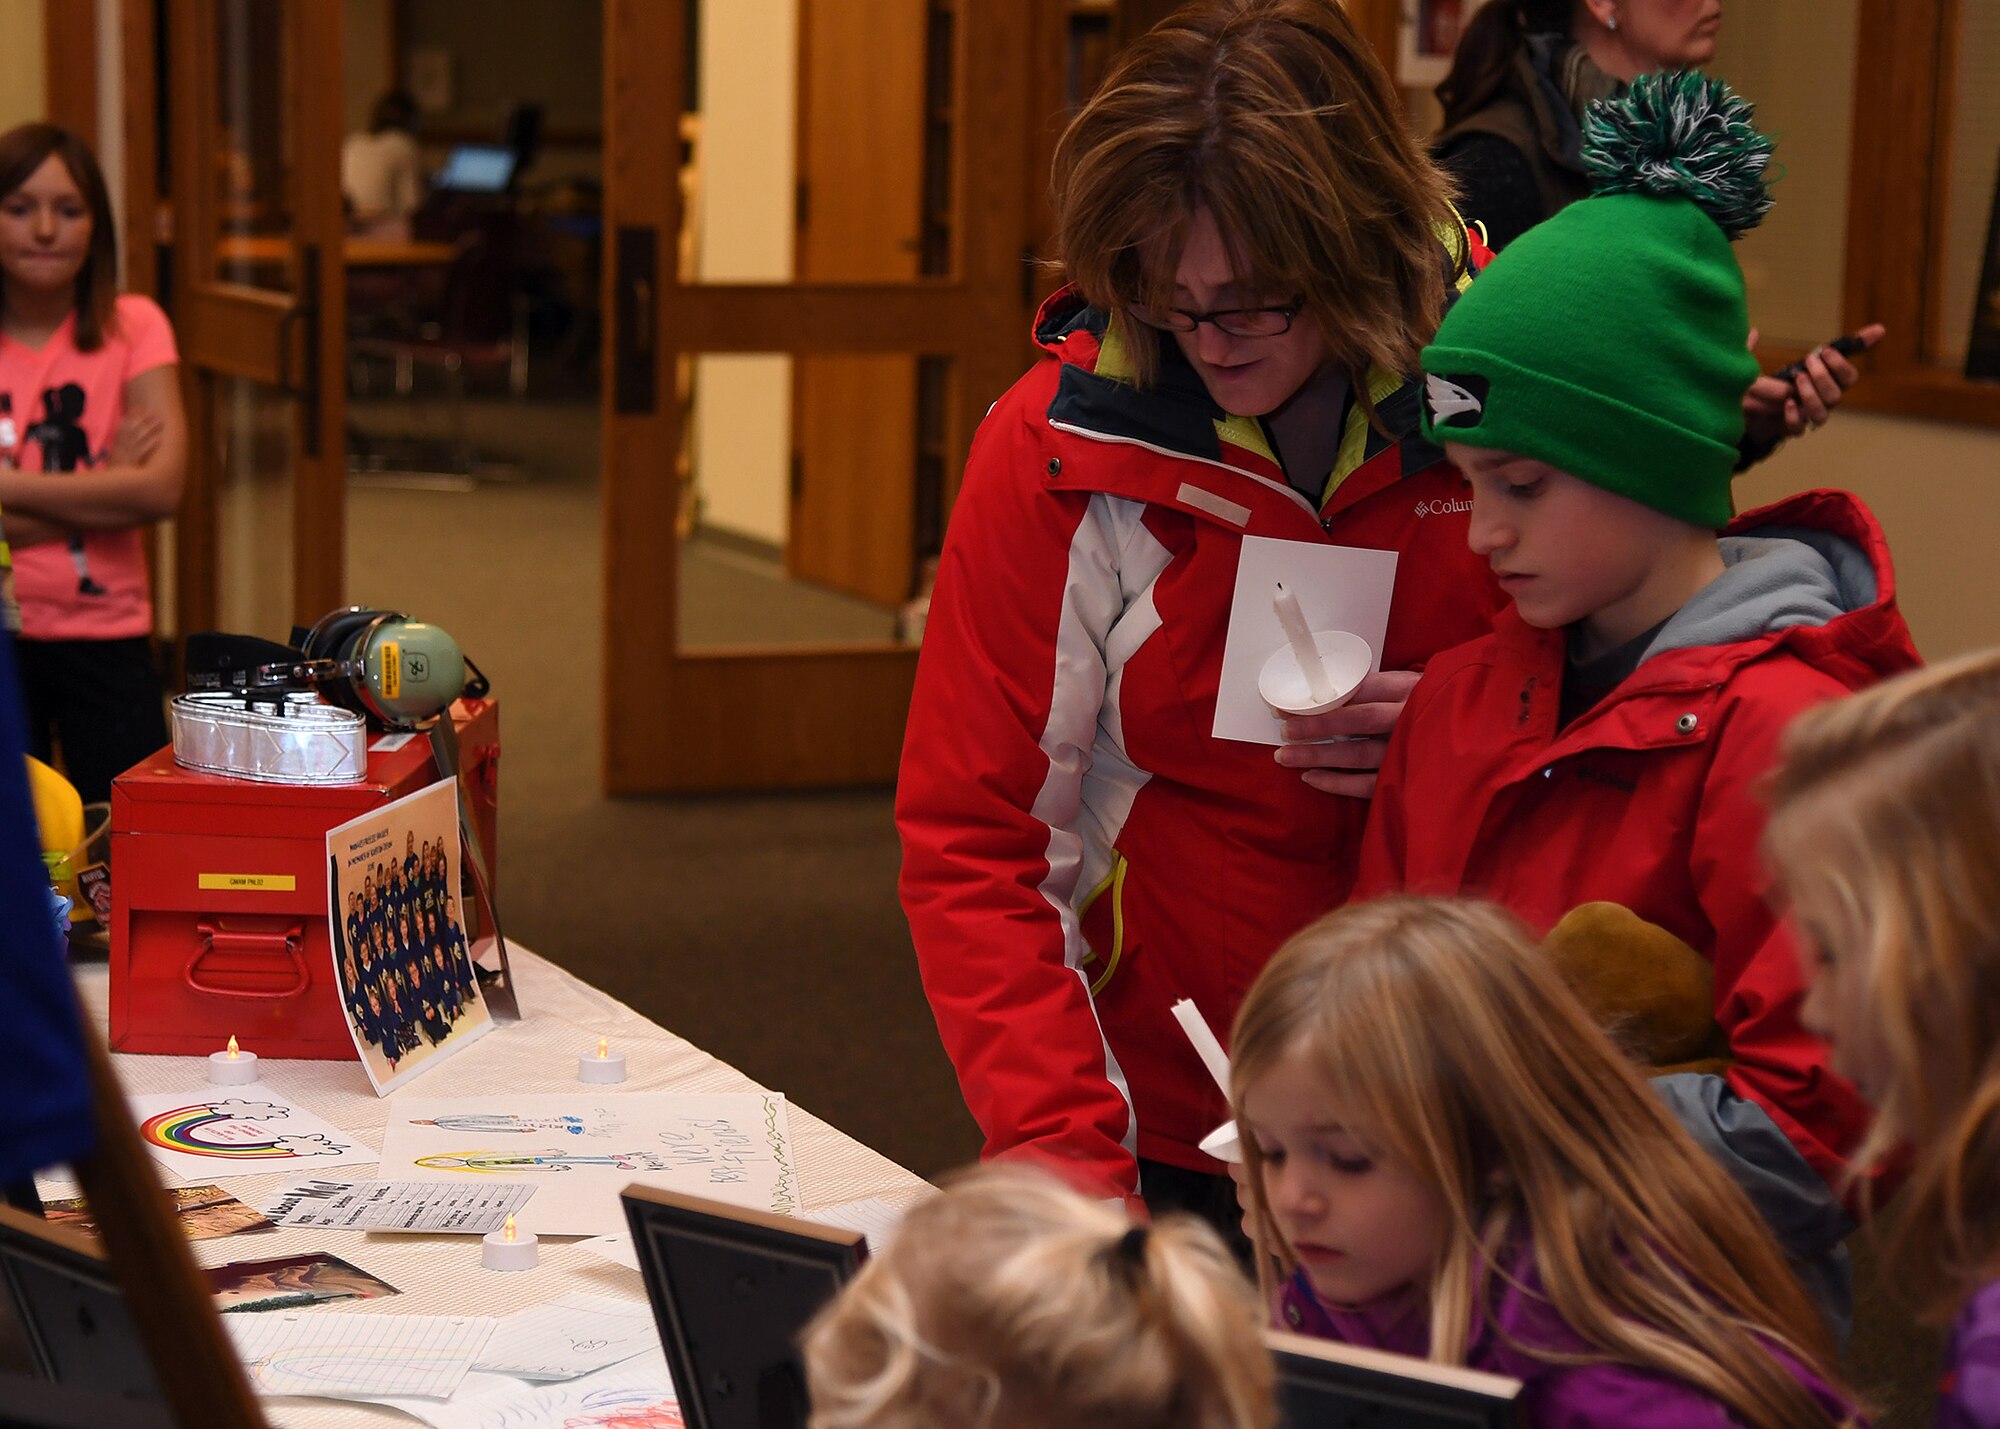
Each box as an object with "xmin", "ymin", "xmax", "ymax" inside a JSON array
[
  {"xmin": 0, "ymin": 1206, "xmax": 174, "ymax": 1427},
  {"xmin": 1271, "ymin": 1328, "xmax": 1523, "ymax": 1429},
  {"xmin": 621, "ymin": 1185, "xmax": 868, "ymax": 1429}
]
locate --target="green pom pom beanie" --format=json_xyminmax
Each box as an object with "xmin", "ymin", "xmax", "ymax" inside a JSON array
[{"xmin": 1420, "ymin": 73, "xmax": 1771, "ymax": 529}]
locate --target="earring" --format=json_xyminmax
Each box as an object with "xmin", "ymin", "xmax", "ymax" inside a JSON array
[{"xmin": 1606, "ymin": 9, "xmax": 1620, "ymax": 29}]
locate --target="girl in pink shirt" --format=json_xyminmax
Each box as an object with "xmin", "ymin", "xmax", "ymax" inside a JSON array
[{"xmin": 0, "ymin": 124, "xmax": 185, "ymax": 802}]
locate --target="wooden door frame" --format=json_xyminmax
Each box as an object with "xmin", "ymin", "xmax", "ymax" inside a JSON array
[
  {"xmin": 42, "ymin": 0, "xmax": 99, "ymax": 147},
  {"xmin": 602, "ymin": 0, "xmax": 1034, "ymax": 793},
  {"xmin": 167, "ymin": 0, "xmax": 348, "ymax": 638}
]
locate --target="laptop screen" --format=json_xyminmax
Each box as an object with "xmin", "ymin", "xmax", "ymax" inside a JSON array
[{"xmin": 434, "ymin": 145, "xmax": 516, "ymax": 193}]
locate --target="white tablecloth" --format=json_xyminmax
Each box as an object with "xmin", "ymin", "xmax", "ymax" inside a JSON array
[{"xmin": 70, "ymin": 946, "xmax": 934, "ymax": 1426}]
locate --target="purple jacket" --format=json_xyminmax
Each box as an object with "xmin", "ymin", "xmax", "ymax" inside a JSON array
[
  {"xmin": 1276, "ymin": 1255, "xmax": 1860, "ymax": 1427},
  {"xmin": 1938, "ymin": 1279, "xmax": 2000, "ymax": 1429}
]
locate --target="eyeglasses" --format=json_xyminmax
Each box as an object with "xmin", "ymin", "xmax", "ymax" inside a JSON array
[{"xmin": 1129, "ymin": 296, "xmax": 1306, "ymax": 338}]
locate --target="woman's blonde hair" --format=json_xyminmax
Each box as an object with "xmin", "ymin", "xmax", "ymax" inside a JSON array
[
  {"xmin": 1230, "ymin": 897, "xmax": 1849, "ymax": 1429},
  {"xmin": 1763, "ymin": 648, "xmax": 2000, "ymax": 1323},
  {"xmin": 1052, "ymin": 0, "xmax": 1465, "ymax": 391},
  {"xmin": 802, "ymin": 1164, "xmax": 1275, "ymax": 1429}
]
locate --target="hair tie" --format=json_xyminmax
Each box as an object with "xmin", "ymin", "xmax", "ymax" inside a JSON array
[{"xmin": 1116, "ymin": 1225, "xmax": 1150, "ymax": 1268}]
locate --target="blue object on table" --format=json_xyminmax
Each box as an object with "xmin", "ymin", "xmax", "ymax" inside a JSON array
[
  {"xmin": 0, "ymin": 629, "xmax": 96, "ymax": 1180},
  {"xmin": 47, "ymin": 891, "xmax": 72, "ymax": 946}
]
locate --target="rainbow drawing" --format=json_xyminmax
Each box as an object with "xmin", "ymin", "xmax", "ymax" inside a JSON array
[{"xmin": 140, "ymin": 1100, "xmax": 321, "ymax": 1160}]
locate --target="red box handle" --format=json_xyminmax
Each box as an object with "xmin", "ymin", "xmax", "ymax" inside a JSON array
[{"xmin": 186, "ymin": 920, "xmax": 310, "ymax": 1000}]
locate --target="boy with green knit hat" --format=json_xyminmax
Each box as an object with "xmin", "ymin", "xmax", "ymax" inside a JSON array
[{"xmin": 1354, "ymin": 73, "xmax": 1921, "ymax": 1331}]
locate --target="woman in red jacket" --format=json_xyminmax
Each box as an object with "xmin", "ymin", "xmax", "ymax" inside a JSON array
[{"xmin": 897, "ymin": 0, "xmax": 1505, "ymax": 1232}]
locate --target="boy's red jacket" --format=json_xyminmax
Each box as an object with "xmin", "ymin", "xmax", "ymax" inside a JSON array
[
  {"xmin": 1357, "ymin": 488, "xmax": 1920, "ymax": 1231},
  {"xmin": 898, "ymin": 284, "xmax": 1504, "ymax": 1198}
]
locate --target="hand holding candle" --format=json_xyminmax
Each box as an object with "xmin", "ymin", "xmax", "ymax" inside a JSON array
[
  {"xmin": 1273, "ymin": 582, "xmax": 1336, "ymax": 705},
  {"xmin": 207, "ymin": 1035, "xmax": 260, "ymax": 1085},
  {"xmin": 481, "ymin": 1213, "xmax": 539, "ymax": 1271},
  {"xmin": 577, "ymin": 1036, "xmax": 627, "ymax": 1084}
]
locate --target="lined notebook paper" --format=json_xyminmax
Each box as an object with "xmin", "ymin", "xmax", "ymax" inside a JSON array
[
  {"xmin": 474, "ymin": 1293, "xmax": 658, "ymax": 1381},
  {"xmin": 229, "ymin": 1312, "xmax": 497, "ymax": 1400}
]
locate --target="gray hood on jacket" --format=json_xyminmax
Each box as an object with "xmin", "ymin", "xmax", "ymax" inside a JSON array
[{"xmin": 1643, "ymin": 524, "xmax": 1879, "ymax": 664}]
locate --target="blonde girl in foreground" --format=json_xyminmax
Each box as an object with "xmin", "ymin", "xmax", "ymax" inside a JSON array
[
  {"xmin": 1763, "ymin": 650, "xmax": 2000, "ymax": 1428},
  {"xmin": 802, "ymin": 1163, "xmax": 1274, "ymax": 1429},
  {"xmin": 1231, "ymin": 896, "xmax": 1860, "ymax": 1428}
]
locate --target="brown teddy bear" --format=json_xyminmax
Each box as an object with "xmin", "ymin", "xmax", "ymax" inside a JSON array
[{"xmin": 1541, "ymin": 902, "xmax": 1731, "ymax": 1077}]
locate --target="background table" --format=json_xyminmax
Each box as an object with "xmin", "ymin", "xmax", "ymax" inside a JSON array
[{"xmin": 70, "ymin": 945, "xmax": 934, "ymax": 1426}]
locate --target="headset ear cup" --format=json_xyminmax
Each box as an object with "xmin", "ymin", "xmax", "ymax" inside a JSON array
[
  {"xmin": 302, "ymin": 607, "xmax": 397, "ymax": 716},
  {"xmin": 304, "ymin": 607, "xmax": 384, "ymax": 663}
]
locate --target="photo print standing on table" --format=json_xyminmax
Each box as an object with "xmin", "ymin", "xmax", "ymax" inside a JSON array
[{"xmin": 327, "ymin": 779, "xmax": 493, "ymax": 1095}]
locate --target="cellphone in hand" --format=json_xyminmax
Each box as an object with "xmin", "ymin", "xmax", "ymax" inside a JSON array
[{"xmin": 1773, "ymin": 333, "xmax": 1871, "ymax": 383}]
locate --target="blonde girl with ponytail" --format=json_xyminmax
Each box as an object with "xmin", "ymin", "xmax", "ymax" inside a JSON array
[
  {"xmin": 802, "ymin": 1163, "xmax": 1274, "ymax": 1429},
  {"xmin": 1230, "ymin": 896, "xmax": 1861, "ymax": 1428}
]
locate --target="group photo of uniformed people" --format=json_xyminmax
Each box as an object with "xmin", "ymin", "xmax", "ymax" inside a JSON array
[{"xmin": 334, "ymin": 829, "xmax": 484, "ymax": 1073}]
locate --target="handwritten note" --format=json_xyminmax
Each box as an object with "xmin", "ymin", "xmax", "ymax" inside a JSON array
[
  {"xmin": 370, "ymin": 1349, "xmax": 681, "ymax": 1428},
  {"xmin": 474, "ymin": 1293, "xmax": 658, "ymax": 1381},
  {"xmin": 379, "ymin": 1094, "xmax": 798, "ymax": 1236},
  {"xmin": 263, "ymin": 1177, "xmax": 536, "ymax": 1234},
  {"xmin": 228, "ymin": 1312, "xmax": 496, "ymax": 1400}
]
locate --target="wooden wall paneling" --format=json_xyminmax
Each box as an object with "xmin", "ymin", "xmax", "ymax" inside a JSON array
[
  {"xmin": 604, "ymin": 0, "xmax": 1038, "ymax": 792},
  {"xmin": 1342, "ymin": 0, "xmax": 1401, "ymax": 76},
  {"xmin": 1839, "ymin": 0, "xmax": 1999, "ymax": 427},
  {"xmin": 290, "ymin": 0, "xmax": 347, "ymax": 623},
  {"xmin": 601, "ymin": 0, "xmax": 685, "ymax": 793},
  {"xmin": 789, "ymin": 0, "xmax": 927, "ymax": 607},
  {"xmin": 119, "ymin": 0, "xmax": 158, "ymax": 299},
  {"xmin": 174, "ymin": 284, "xmax": 295, "ymax": 386},
  {"xmin": 171, "ymin": 0, "xmax": 222, "ymax": 639},
  {"xmin": 659, "ymin": 647, "xmax": 920, "ymax": 790},
  {"xmin": 1921, "ymin": 0, "xmax": 1962, "ymax": 363},
  {"xmin": 42, "ymin": 0, "xmax": 98, "ymax": 145}
]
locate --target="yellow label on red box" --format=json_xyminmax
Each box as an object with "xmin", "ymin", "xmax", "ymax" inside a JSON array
[{"xmin": 197, "ymin": 873, "xmax": 296, "ymax": 892}]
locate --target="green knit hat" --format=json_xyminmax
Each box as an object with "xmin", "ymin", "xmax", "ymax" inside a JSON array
[{"xmin": 1421, "ymin": 73, "xmax": 1773, "ymax": 528}]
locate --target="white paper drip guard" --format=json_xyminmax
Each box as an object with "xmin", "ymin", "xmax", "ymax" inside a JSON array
[{"xmin": 170, "ymin": 691, "xmax": 368, "ymax": 785}]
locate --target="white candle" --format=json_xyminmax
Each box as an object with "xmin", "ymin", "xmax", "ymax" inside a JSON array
[
  {"xmin": 578, "ymin": 1037, "xmax": 628, "ymax": 1084},
  {"xmin": 481, "ymin": 1214, "xmax": 539, "ymax": 1272},
  {"xmin": 1272, "ymin": 583, "xmax": 1336, "ymax": 704},
  {"xmin": 1168, "ymin": 999, "xmax": 1232, "ymax": 1096},
  {"xmin": 207, "ymin": 1036, "xmax": 261, "ymax": 1085}
]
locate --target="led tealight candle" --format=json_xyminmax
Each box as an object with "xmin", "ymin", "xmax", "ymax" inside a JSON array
[
  {"xmin": 207, "ymin": 1035, "xmax": 261, "ymax": 1085},
  {"xmin": 577, "ymin": 1036, "xmax": 628, "ymax": 1084},
  {"xmin": 1272, "ymin": 583, "xmax": 1337, "ymax": 705},
  {"xmin": 481, "ymin": 1213, "xmax": 539, "ymax": 1272}
]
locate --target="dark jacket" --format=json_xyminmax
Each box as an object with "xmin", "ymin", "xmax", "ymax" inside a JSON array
[{"xmin": 1434, "ymin": 35, "xmax": 1607, "ymax": 250}]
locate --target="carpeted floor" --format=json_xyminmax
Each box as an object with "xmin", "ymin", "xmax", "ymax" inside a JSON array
[{"xmin": 346, "ymin": 394, "xmax": 982, "ymax": 1182}]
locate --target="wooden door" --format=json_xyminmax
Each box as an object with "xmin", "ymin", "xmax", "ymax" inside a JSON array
[
  {"xmin": 167, "ymin": 0, "xmax": 347, "ymax": 641},
  {"xmin": 788, "ymin": 0, "xmax": 928, "ymax": 608},
  {"xmin": 602, "ymin": 0, "xmax": 1041, "ymax": 792}
]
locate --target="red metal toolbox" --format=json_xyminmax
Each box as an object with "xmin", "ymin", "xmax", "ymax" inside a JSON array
[{"xmin": 108, "ymin": 698, "xmax": 498, "ymax": 1059}]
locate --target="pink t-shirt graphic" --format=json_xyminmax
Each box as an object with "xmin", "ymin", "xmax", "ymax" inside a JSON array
[{"xmin": 5, "ymin": 293, "xmax": 178, "ymax": 641}]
